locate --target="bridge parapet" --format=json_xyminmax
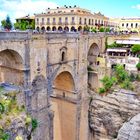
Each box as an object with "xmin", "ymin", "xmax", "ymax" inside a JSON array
[{"xmin": 0, "ymin": 32, "xmax": 29, "ymax": 40}]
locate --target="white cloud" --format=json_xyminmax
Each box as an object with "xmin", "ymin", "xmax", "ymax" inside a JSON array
[
  {"xmin": 132, "ymin": 4, "xmax": 140, "ymax": 10},
  {"xmin": 0, "ymin": 0, "xmax": 58, "ymax": 23}
]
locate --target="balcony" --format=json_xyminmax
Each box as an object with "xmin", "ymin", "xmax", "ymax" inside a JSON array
[
  {"xmin": 71, "ymin": 22, "xmax": 76, "ymax": 25},
  {"xmin": 46, "ymin": 22, "xmax": 50, "ymax": 25},
  {"xmin": 40, "ymin": 22, "xmax": 45, "ymax": 26},
  {"xmin": 52, "ymin": 22, "xmax": 56, "ymax": 25},
  {"xmin": 58, "ymin": 22, "xmax": 62, "ymax": 25},
  {"xmin": 36, "ymin": 22, "xmax": 39, "ymax": 25},
  {"xmin": 64, "ymin": 22, "xmax": 69, "ymax": 25}
]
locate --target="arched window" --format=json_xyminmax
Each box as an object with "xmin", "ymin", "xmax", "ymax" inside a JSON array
[
  {"xmin": 60, "ymin": 47, "xmax": 67, "ymax": 62},
  {"xmin": 61, "ymin": 51, "xmax": 65, "ymax": 61}
]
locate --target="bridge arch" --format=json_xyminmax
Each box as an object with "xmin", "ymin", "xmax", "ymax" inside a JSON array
[
  {"xmin": 87, "ymin": 43, "xmax": 100, "ymax": 91},
  {"xmin": 88, "ymin": 43, "xmax": 100, "ymax": 66},
  {"xmin": 52, "ymin": 70, "xmax": 76, "ymax": 140},
  {"xmin": 0, "ymin": 49, "xmax": 24, "ymax": 85}
]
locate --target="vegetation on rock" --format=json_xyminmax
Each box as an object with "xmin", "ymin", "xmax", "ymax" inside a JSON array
[
  {"xmin": 131, "ymin": 44, "xmax": 140, "ymax": 54},
  {"xmin": 99, "ymin": 64, "xmax": 134, "ymax": 94},
  {"xmin": 0, "ymin": 86, "xmax": 38, "ymax": 140}
]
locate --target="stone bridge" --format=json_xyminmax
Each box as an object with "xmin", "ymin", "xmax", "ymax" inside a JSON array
[{"xmin": 0, "ymin": 32, "xmax": 134, "ymax": 140}]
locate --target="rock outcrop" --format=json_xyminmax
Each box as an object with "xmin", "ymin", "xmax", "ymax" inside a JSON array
[
  {"xmin": 117, "ymin": 113, "xmax": 140, "ymax": 140},
  {"xmin": 88, "ymin": 89, "xmax": 140, "ymax": 140}
]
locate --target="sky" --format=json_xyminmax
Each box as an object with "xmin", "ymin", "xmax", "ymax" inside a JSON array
[{"xmin": 0, "ymin": 0, "xmax": 140, "ymax": 23}]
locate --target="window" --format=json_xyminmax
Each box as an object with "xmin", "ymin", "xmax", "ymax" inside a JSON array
[
  {"xmin": 65, "ymin": 17, "xmax": 68, "ymax": 22},
  {"xmin": 92, "ymin": 19, "xmax": 94, "ymax": 25},
  {"xmin": 59, "ymin": 17, "xmax": 62, "ymax": 22},
  {"xmin": 122, "ymin": 23, "xmax": 124, "ymax": 27},
  {"xmin": 60, "ymin": 47, "xmax": 67, "ymax": 62},
  {"xmin": 136, "ymin": 23, "xmax": 138, "ymax": 28},
  {"xmin": 53, "ymin": 18, "xmax": 55, "ymax": 22},
  {"xmin": 95, "ymin": 19, "xmax": 97, "ymax": 25},
  {"xmin": 84, "ymin": 18, "xmax": 87, "ymax": 24},
  {"xmin": 79, "ymin": 17, "xmax": 82, "ymax": 24},
  {"xmin": 61, "ymin": 51, "xmax": 65, "ymax": 61},
  {"xmin": 89, "ymin": 19, "xmax": 91, "ymax": 25},
  {"xmin": 37, "ymin": 18, "xmax": 39, "ymax": 22},
  {"xmin": 42, "ymin": 18, "xmax": 44, "ymax": 23},
  {"xmin": 72, "ymin": 17, "xmax": 75, "ymax": 22},
  {"xmin": 131, "ymin": 23, "xmax": 133, "ymax": 28},
  {"xmin": 126, "ymin": 23, "xmax": 129, "ymax": 27},
  {"xmin": 47, "ymin": 18, "xmax": 50, "ymax": 23}
]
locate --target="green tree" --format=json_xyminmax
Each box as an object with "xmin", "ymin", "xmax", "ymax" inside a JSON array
[
  {"xmin": 1, "ymin": 15, "xmax": 12, "ymax": 30},
  {"xmin": 114, "ymin": 64, "xmax": 129, "ymax": 83},
  {"xmin": 105, "ymin": 27, "xmax": 110, "ymax": 32},
  {"xmin": 1, "ymin": 20, "xmax": 6, "ymax": 29},
  {"xmin": 84, "ymin": 25, "xmax": 90, "ymax": 32},
  {"xmin": 14, "ymin": 20, "xmax": 35, "ymax": 30},
  {"xmin": 99, "ymin": 27, "xmax": 105, "ymax": 32}
]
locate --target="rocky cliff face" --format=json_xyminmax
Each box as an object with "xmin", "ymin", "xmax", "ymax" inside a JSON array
[
  {"xmin": 117, "ymin": 113, "xmax": 140, "ymax": 140},
  {"xmin": 88, "ymin": 89, "xmax": 140, "ymax": 140}
]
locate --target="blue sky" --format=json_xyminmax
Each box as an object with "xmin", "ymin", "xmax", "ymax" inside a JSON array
[{"xmin": 0, "ymin": 0, "xmax": 140, "ymax": 23}]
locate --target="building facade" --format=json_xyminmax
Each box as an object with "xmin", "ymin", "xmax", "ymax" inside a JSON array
[
  {"xmin": 35, "ymin": 6, "xmax": 111, "ymax": 32},
  {"xmin": 119, "ymin": 18, "xmax": 140, "ymax": 32}
]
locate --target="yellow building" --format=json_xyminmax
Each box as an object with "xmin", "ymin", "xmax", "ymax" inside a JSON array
[
  {"xmin": 35, "ymin": 6, "xmax": 110, "ymax": 32},
  {"xmin": 119, "ymin": 18, "xmax": 140, "ymax": 32}
]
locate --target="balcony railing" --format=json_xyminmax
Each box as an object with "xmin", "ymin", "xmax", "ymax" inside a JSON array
[
  {"xmin": 40, "ymin": 22, "xmax": 45, "ymax": 26},
  {"xmin": 64, "ymin": 22, "xmax": 69, "ymax": 25},
  {"xmin": 52, "ymin": 22, "xmax": 56, "ymax": 25},
  {"xmin": 36, "ymin": 22, "xmax": 39, "ymax": 25},
  {"xmin": 46, "ymin": 22, "xmax": 50, "ymax": 25},
  {"xmin": 58, "ymin": 22, "xmax": 62, "ymax": 25},
  {"xmin": 71, "ymin": 22, "xmax": 76, "ymax": 25}
]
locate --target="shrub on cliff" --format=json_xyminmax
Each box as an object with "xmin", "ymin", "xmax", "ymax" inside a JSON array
[{"xmin": 99, "ymin": 76, "xmax": 117, "ymax": 93}]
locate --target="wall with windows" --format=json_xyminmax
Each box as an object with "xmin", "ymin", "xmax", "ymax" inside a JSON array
[
  {"xmin": 120, "ymin": 18, "xmax": 140, "ymax": 32},
  {"xmin": 35, "ymin": 7, "xmax": 110, "ymax": 32}
]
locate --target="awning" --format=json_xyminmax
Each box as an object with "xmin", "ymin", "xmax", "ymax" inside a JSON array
[
  {"xmin": 116, "ymin": 40, "xmax": 140, "ymax": 45},
  {"xmin": 107, "ymin": 49, "xmax": 127, "ymax": 52}
]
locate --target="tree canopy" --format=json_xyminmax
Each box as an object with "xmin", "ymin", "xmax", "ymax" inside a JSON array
[
  {"xmin": 14, "ymin": 20, "xmax": 35, "ymax": 30},
  {"xmin": 1, "ymin": 15, "xmax": 12, "ymax": 30}
]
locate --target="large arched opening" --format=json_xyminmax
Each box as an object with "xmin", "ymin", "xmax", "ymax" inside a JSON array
[
  {"xmin": 36, "ymin": 26, "xmax": 40, "ymax": 31},
  {"xmin": 52, "ymin": 71, "xmax": 76, "ymax": 140},
  {"xmin": 71, "ymin": 26, "xmax": 76, "ymax": 32},
  {"xmin": 0, "ymin": 49, "xmax": 24, "ymax": 85},
  {"xmin": 64, "ymin": 26, "xmax": 69, "ymax": 32},
  {"xmin": 52, "ymin": 26, "xmax": 56, "ymax": 31},
  {"xmin": 88, "ymin": 43, "xmax": 100, "ymax": 67},
  {"xmin": 46, "ymin": 26, "xmax": 51, "ymax": 31},
  {"xmin": 41, "ymin": 26, "xmax": 45, "ymax": 32},
  {"xmin": 58, "ymin": 26, "xmax": 63, "ymax": 31},
  {"xmin": 78, "ymin": 26, "xmax": 82, "ymax": 31},
  {"xmin": 87, "ymin": 43, "xmax": 100, "ymax": 91}
]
